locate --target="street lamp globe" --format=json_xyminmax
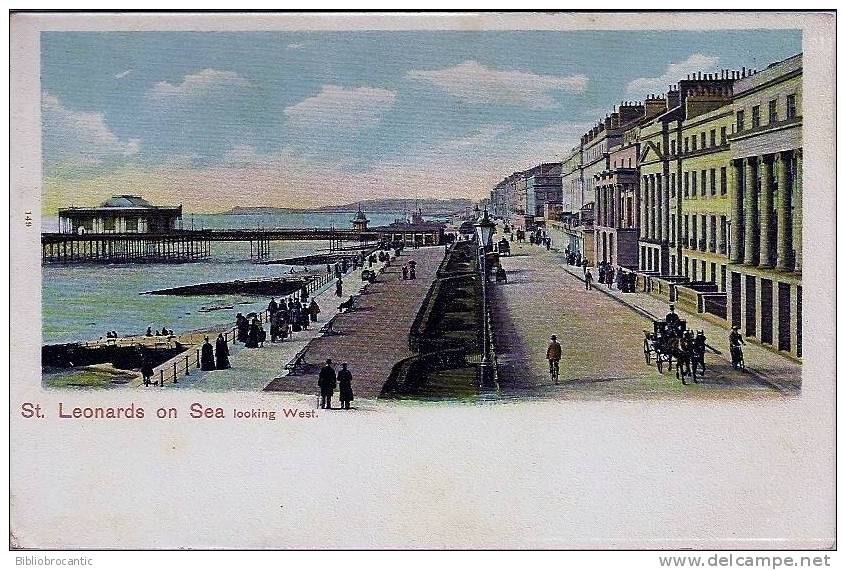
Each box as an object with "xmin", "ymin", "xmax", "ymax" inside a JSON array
[{"xmin": 474, "ymin": 207, "xmax": 495, "ymax": 249}]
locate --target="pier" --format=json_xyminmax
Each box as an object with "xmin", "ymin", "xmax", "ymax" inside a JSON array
[{"xmin": 40, "ymin": 228, "xmax": 380, "ymax": 264}]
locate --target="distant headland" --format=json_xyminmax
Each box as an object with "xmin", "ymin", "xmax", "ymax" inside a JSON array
[{"xmin": 217, "ymin": 198, "xmax": 473, "ymax": 217}]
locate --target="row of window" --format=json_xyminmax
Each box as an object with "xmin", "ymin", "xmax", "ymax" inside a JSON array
[
  {"xmin": 672, "ymin": 213, "xmax": 729, "ymax": 255},
  {"xmin": 679, "ymin": 167, "xmax": 728, "ymax": 198},
  {"xmin": 678, "ymin": 126, "xmax": 728, "ymax": 156},
  {"xmin": 737, "ymin": 94, "xmax": 797, "ymax": 132},
  {"xmin": 642, "ymin": 167, "xmax": 729, "ymax": 200}
]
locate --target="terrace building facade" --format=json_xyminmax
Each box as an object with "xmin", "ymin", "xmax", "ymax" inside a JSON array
[
  {"xmin": 524, "ymin": 163, "xmax": 563, "ymax": 228},
  {"xmin": 594, "ymin": 97, "xmax": 668, "ymax": 269},
  {"xmin": 560, "ymin": 145, "xmax": 584, "ymax": 213},
  {"xmin": 726, "ymin": 54, "xmax": 803, "ymax": 358}
]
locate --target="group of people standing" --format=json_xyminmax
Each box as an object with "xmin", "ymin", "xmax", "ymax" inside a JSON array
[
  {"xmin": 199, "ymin": 334, "xmax": 231, "ymax": 372},
  {"xmin": 596, "ymin": 260, "xmax": 637, "ymax": 293},
  {"xmin": 401, "ymin": 259, "xmax": 417, "ymax": 280},
  {"xmin": 263, "ymin": 295, "xmax": 321, "ymax": 344},
  {"xmin": 563, "ymin": 246, "xmax": 583, "ymax": 268},
  {"xmin": 145, "ymin": 326, "xmax": 173, "ymax": 337},
  {"xmin": 529, "ymin": 231, "xmax": 552, "ymax": 250},
  {"xmin": 318, "ymin": 359, "xmax": 355, "ymax": 410}
]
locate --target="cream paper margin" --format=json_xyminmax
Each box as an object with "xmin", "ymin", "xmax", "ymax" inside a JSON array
[{"xmin": 9, "ymin": 11, "xmax": 835, "ymax": 549}]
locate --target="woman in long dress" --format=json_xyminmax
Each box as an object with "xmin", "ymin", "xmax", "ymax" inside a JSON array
[
  {"xmin": 200, "ymin": 337, "xmax": 216, "ymax": 370},
  {"xmin": 246, "ymin": 319, "xmax": 260, "ymax": 348},
  {"xmin": 215, "ymin": 334, "xmax": 230, "ymax": 369}
]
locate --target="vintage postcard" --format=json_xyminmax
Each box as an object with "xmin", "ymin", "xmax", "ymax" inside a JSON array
[{"xmin": 9, "ymin": 11, "xmax": 836, "ymax": 552}]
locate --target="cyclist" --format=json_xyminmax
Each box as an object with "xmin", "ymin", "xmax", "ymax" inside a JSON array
[{"xmin": 546, "ymin": 335, "xmax": 562, "ymax": 382}]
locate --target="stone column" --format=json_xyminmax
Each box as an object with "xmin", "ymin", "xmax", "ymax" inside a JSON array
[
  {"xmin": 613, "ymin": 184, "xmax": 623, "ymax": 228},
  {"xmin": 729, "ymin": 160, "xmax": 743, "ymax": 263},
  {"xmin": 651, "ymin": 177, "xmax": 658, "ymax": 240},
  {"xmin": 654, "ymin": 176, "xmax": 661, "ymax": 241},
  {"xmin": 596, "ymin": 186, "xmax": 602, "ymax": 226},
  {"xmin": 704, "ymin": 213, "xmax": 711, "ymax": 254},
  {"xmin": 759, "ymin": 156, "xmax": 774, "ymax": 267},
  {"xmin": 743, "ymin": 156, "xmax": 759, "ymax": 265},
  {"xmin": 775, "ymin": 152, "xmax": 792, "ymax": 270},
  {"xmin": 648, "ymin": 176, "xmax": 654, "ymax": 239},
  {"xmin": 662, "ymin": 173, "xmax": 670, "ymax": 243},
  {"xmin": 650, "ymin": 175, "xmax": 657, "ymax": 240},
  {"xmin": 639, "ymin": 176, "xmax": 647, "ymax": 239},
  {"xmin": 643, "ymin": 178, "xmax": 648, "ymax": 238},
  {"xmin": 636, "ymin": 180, "xmax": 643, "ymax": 238},
  {"xmin": 605, "ymin": 184, "xmax": 617, "ymax": 228},
  {"xmin": 793, "ymin": 150, "xmax": 802, "ymax": 271}
]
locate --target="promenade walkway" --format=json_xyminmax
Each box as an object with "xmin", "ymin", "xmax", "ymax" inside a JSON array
[
  {"xmin": 177, "ymin": 261, "xmax": 383, "ymax": 392},
  {"xmin": 265, "ymin": 246, "xmax": 446, "ymax": 398},
  {"xmin": 491, "ymin": 238, "xmax": 791, "ymax": 399}
]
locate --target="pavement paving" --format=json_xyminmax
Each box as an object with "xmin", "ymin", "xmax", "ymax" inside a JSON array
[
  {"xmin": 264, "ymin": 246, "xmax": 446, "ymax": 399},
  {"xmin": 490, "ymin": 237, "xmax": 797, "ymax": 400}
]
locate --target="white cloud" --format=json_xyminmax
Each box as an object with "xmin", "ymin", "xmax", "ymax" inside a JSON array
[
  {"xmin": 407, "ymin": 60, "xmax": 588, "ymax": 108},
  {"xmin": 625, "ymin": 54, "xmax": 720, "ymax": 98},
  {"xmin": 114, "ymin": 69, "xmax": 133, "ymax": 80},
  {"xmin": 287, "ymin": 43, "xmax": 305, "ymax": 50},
  {"xmin": 283, "ymin": 85, "xmax": 397, "ymax": 130},
  {"xmin": 42, "ymin": 92, "xmax": 139, "ymax": 171},
  {"xmin": 146, "ymin": 68, "xmax": 249, "ymax": 105}
]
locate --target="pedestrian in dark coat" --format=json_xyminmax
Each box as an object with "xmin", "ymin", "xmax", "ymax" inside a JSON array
[
  {"xmin": 215, "ymin": 334, "xmax": 230, "ymax": 369},
  {"xmin": 140, "ymin": 354, "xmax": 154, "ymax": 386},
  {"xmin": 236, "ymin": 313, "xmax": 249, "ymax": 343},
  {"xmin": 318, "ymin": 359, "xmax": 337, "ymax": 409},
  {"xmin": 246, "ymin": 319, "xmax": 260, "ymax": 348},
  {"xmin": 338, "ymin": 363, "xmax": 354, "ymax": 409},
  {"xmin": 268, "ymin": 298, "xmax": 278, "ymax": 316},
  {"xmin": 309, "ymin": 299, "xmax": 320, "ymax": 322},
  {"xmin": 402, "ymin": 265, "xmax": 408, "ymax": 280},
  {"xmin": 336, "ymin": 278, "xmax": 343, "ymax": 297},
  {"xmin": 270, "ymin": 312, "xmax": 280, "ymax": 342},
  {"xmin": 200, "ymin": 337, "xmax": 216, "ymax": 370}
]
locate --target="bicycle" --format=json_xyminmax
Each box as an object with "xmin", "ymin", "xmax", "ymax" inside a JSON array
[{"xmin": 548, "ymin": 359, "xmax": 560, "ymax": 383}]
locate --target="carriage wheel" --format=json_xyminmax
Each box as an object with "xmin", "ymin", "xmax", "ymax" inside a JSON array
[{"xmin": 643, "ymin": 340, "xmax": 651, "ymax": 364}]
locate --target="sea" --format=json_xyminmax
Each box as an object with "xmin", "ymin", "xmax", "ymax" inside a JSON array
[{"xmin": 41, "ymin": 212, "xmax": 400, "ymax": 345}]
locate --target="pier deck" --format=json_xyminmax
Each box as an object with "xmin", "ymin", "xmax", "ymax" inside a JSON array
[{"xmin": 41, "ymin": 227, "xmax": 380, "ymax": 264}]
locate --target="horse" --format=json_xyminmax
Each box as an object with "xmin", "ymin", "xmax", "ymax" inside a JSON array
[{"xmin": 674, "ymin": 334, "xmax": 698, "ymax": 385}]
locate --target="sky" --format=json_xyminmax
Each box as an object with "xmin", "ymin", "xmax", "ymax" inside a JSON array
[{"xmin": 41, "ymin": 29, "xmax": 801, "ymax": 215}]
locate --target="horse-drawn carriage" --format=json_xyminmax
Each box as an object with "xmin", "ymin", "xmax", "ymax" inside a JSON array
[
  {"xmin": 643, "ymin": 319, "xmax": 706, "ymax": 384},
  {"xmin": 497, "ymin": 238, "xmax": 511, "ymax": 256}
]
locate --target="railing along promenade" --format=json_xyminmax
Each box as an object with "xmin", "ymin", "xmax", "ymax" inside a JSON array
[{"xmin": 145, "ymin": 269, "xmax": 338, "ymax": 386}]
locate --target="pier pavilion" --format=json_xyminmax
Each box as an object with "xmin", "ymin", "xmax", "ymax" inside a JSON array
[{"xmin": 58, "ymin": 195, "xmax": 182, "ymax": 235}]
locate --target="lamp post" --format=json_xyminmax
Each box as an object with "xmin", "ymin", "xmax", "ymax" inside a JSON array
[{"xmin": 474, "ymin": 207, "xmax": 496, "ymax": 389}]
